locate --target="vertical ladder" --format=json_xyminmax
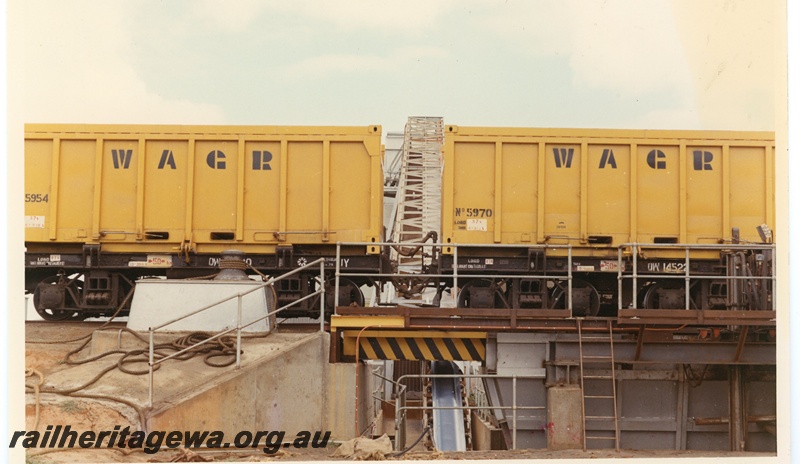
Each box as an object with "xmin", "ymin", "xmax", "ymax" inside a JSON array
[{"xmin": 577, "ymin": 319, "xmax": 620, "ymax": 451}]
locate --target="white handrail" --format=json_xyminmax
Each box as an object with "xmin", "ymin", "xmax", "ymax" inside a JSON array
[
  {"xmin": 615, "ymin": 243, "xmax": 776, "ymax": 311},
  {"xmin": 334, "ymin": 241, "xmax": 575, "ymax": 314}
]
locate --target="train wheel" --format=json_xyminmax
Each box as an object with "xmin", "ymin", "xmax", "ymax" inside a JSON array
[
  {"xmin": 325, "ymin": 277, "xmax": 365, "ymax": 309},
  {"xmin": 32, "ymin": 276, "xmax": 83, "ymax": 321},
  {"xmin": 456, "ymin": 279, "xmax": 509, "ymax": 308},
  {"xmin": 641, "ymin": 281, "xmax": 693, "ymax": 310},
  {"xmin": 551, "ymin": 278, "xmax": 600, "ymax": 317}
]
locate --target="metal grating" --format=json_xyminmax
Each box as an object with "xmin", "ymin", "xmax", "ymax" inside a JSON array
[{"xmin": 391, "ymin": 116, "xmax": 444, "ymax": 275}]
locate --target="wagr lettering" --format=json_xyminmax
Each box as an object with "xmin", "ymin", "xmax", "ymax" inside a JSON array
[
  {"xmin": 553, "ymin": 148, "xmax": 574, "ymax": 168},
  {"xmin": 252, "ymin": 151, "xmax": 273, "ymax": 170},
  {"xmin": 158, "ymin": 150, "xmax": 177, "ymax": 169},
  {"xmin": 109, "ymin": 147, "xmax": 283, "ymax": 171},
  {"xmin": 598, "ymin": 148, "xmax": 617, "ymax": 169},
  {"xmin": 692, "ymin": 150, "xmax": 713, "ymax": 170},
  {"xmin": 111, "ymin": 149, "xmax": 133, "ymax": 169}
]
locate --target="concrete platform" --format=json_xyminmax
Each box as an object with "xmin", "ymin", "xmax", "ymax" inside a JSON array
[
  {"xmin": 32, "ymin": 325, "xmax": 375, "ymax": 440},
  {"xmin": 45, "ymin": 331, "xmax": 315, "ymax": 415}
]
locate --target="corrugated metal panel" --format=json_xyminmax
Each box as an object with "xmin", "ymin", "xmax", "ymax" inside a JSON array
[
  {"xmin": 393, "ymin": 360, "xmax": 425, "ymax": 393},
  {"xmin": 24, "ymin": 124, "xmax": 383, "ymax": 254},
  {"xmin": 442, "ymin": 126, "xmax": 774, "ymax": 252}
]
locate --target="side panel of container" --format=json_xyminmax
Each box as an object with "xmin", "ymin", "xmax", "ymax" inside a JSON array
[
  {"xmin": 587, "ymin": 144, "xmax": 631, "ymax": 243},
  {"xmin": 727, "ymin": 144, "xmax": 773, "ymax": 240},
  {"xmin": 145, "ymin": 140, "xmax": 190, "ymax": 242},
  {"xmin": 24, "ymin": 138, "xmax": 101, "ymax": 243},
  {"xmin": 24, "ymin": 125, "xmax": 383, "ymax": 254},
  {"xmin": 442, "ymin": 127, "xmax": 774, "ymax": 251},
  {"xmin": 95, "ymin": 138, "xmax": 191, "ymax": 248},
  {"xmin": 24, "ymin": 139, "xmax": 55, "ymax": 242},
  {"xmin": 636, "ymin": 144, "xmax": 680, "ymax": 243}
]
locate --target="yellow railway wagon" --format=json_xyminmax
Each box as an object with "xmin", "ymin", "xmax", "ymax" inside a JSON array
[
  {"xmin": 440, "ymin": 125, "xmax": 775, "ymax": 315},
  {"xmin": 25, "ymin": 124, "xmax": 384, "ymax": 320}
]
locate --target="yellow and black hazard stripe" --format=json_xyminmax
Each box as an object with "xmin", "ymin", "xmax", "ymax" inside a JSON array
[{"xmin": 342, "ymin": 330, "xmax": 486, "ymax": 361}]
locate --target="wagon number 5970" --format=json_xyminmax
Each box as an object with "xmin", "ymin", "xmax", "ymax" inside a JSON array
[{"xmin": 455, "ymin": 207, "xmax": 494, "ymax": 218}]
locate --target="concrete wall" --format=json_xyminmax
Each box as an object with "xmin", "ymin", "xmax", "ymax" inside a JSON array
[
  {"xmin": 471, "ymin": 413, "xmax": 505, "ymax": 451},
  {"xmin": 148, "ymin": 332, "xmax": 375, "ymax": 441},
  {"xmin": 149, "ymin": 333, "xmax": 327, "ymax": 437},
  {"xmin": 324, "ymin": 361, "xmax": 374, "ymax": 439},
  {"xmin": 547, "ymin": 385, "xmax": 583, "ymax": 450}
]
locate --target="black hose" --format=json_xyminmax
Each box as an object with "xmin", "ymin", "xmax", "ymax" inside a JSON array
[
  {"xmin": 27, "ymin": 287, "xmax": 270, "ymax": 432},
  {"xmin": 386, "ymin": 425, "xmax": 431, "ymax": 458},
  {"xmin": 391, "ymin": 231, "xmax": 438, "ymax": 257}
]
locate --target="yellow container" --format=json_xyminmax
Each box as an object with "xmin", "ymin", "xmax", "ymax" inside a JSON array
[
  {"xmin": 441, "ymin": 126, "xmax": 774, "ymax": 254},
  {"xmin": 25, "ymin": 124, "xmax": 383, "ymax": 254}
]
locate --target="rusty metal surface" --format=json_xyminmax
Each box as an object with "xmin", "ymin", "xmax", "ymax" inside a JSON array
[
  {"xmin": 554, "ymin": 340, "xmax": 775, "ymax": 365},
  {"xmin": 332, "ymin": 306, "xmax": 776, "ymax": 367},
  {"xmin": 337, "ymin": 307, "xmax": 776, "ymax": 330},
  {"xmin": 618, "ymin": 309, "xmax": 776, "ymax": 327}
]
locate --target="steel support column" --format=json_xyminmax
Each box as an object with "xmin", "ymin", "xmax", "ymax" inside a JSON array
[{"xmin": 729, "ymin": 365, "xmax": 745, "ymax": 451}]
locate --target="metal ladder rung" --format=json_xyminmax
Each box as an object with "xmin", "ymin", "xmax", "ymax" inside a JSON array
[{"xmin": 578, "ymin": 319, "xmax": 620, "ymax": 451}]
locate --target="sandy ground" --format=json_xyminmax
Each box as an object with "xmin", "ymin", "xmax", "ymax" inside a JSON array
[
  {"xmin": 24, "ymin": 445, "xmax": 778, "ymax": 463},
  {"xmin": 26, "ymin": 321, "xmax": 122, "ymax": 375},
  {"xmin": 24, "ymin": 322, "xmax": 778, "ymax": 462}
]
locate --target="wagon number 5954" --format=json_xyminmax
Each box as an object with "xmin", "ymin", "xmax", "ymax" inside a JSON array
[{"xmin": 25, "ymin": 193, "xmax": 49, "ymax": 203}]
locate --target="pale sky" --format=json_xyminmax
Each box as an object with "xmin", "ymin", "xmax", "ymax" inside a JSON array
[{"xmin": 9, "ymin": 0, "xmax": 781, "ymax": 133}]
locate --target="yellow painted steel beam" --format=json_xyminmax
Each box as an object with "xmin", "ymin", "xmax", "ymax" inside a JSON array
[
  {"xmin": 135, "ymin": 138, "xmax": 146, "ymax": 240},
  {"xmin": 184, "ymin": 139, "xmax": 196, "ymax": 245},
  {"xmin": 48, "ymin": 139, "xmax": 61, "ymax": 241},
  {"xmin": 430, "ymin": 125, "xmax": 774, "ymax": 142},
  {"xmin": 722, "ymin": 145, "xmax": 731, "ymax": 236},
  {"xmin": 537, "ymin": 142, "xmax": 546, "ymax": 243},
  {"xmin": 366, "ymin": 127, "xmax": 383, "ymax": 253},
  {"xmin": 322, "ymin": 140, "xmax": 330, "ymax": 242},
  {"xmin": 766, "ymin": 143, "xmax": 775, "ymax": 229},
  {"xmin": 278, "ymin": 140, "xmax": 288, "ymax": 241},
  {"xmin": 236, "ymin": 137, "xmax": 245, "ymax": 241},
  {"xmin": 329, "ymin": 315, "xmax": 406, "ymax": 330},
  {"xmin": 442, "ymin": 128, "xmax": 455, "ymax": 254},
  {"xmin": 342, "ymin": 330, "xmax": 487, "ymax": 338},
  {"xmin": 25, "ymin": 123, "xmax": 385, "ymax": 138},
  {"xmin": 91, "ymin": 139, "xmax": 103, "ymax": 240},
  {"xmin": 580, "ymin": 141, "xmax": 588, "ymax": 242},
  {"xmin": 679, "ymin": 143, "xmax": 687, "ymax": 243},
  {"xmin": 494, "ymin": 142, "xmax": 502, "ymax": 243},
  {"xmin": 630, "ymin": 142, "xmax": 638, "ymax": 242}
]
